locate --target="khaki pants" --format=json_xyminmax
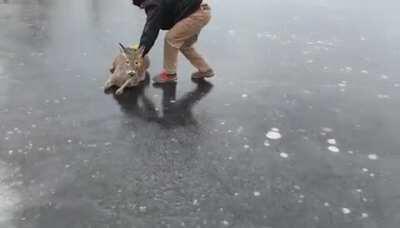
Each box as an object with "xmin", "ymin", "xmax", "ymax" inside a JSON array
[{"xmin": 164, "ymin": 5, "xmax": 211, "ymax": 74}]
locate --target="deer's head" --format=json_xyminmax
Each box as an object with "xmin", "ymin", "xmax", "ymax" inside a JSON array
[{"xmin": 119, "ymin": 43, "xmax": 145, "ymax": 76}]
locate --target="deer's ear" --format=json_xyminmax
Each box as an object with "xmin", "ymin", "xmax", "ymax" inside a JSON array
[
  {"xmin": 138, "ymin": 46, "xmax": 145, "ymax": 56},
  {"xmin": 118, "ymin": 43, "xmax": 127, "ymax": 54}
]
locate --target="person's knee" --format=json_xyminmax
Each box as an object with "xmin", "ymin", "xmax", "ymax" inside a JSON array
[
  {"xmin": 180, "ymin": 45, "xmax": 191, "ymax": 52},
  {"xmin": 165, "ymin": 32, "xmax": 176, "ymax": 46}
]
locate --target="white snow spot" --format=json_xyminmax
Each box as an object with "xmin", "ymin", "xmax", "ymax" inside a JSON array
[
  {"xmin": 222, "ymin": 220, "xmax": 229, "ymax": 226},
  {"xmin": 328, "ymin": 146, "xmax": 340, "ymax": 153},
  {"xmin": 327, "ymin": 139, "xmax": 337, "ymax": 145},
  {"xmin": 294, "ymin": 185, "xmax": 301, "ymax": 190},
  {"xmin": 377, "ymin": 94, "xmax": 390, "ymax": 99},
  {"xmin": 257, "ymin": 32, "xmax": 278, "ymax": 40},
  {"xmin": 361, "ymin": 213, "xmax": 369, "ymax": 218},
  {"xmin": 228, "ymin": 29, "xmax": 236, "ymax": 36},
  {"xmin": 368, "ymin": 154, "xmax": 378, "ymax": 160},
  {"xmin": 356, "ymin": 189, "xmax": 363, "ymax": 193},
  {"xmin": 139, "ymin": 206, "xmax": 147, "ymax": 212},
  {"xmin": 360, "ymin": 36, "xmax": 366, "ymax": 41},
  {"xmin": 362, "ymin": 168, "xmax": 369, "ymax": 172},
  {"xmin": 254, "ymin": 191, "xmax": 261, "ymax": 197},
  {"xmin": 342, "ymin": 208, "xmax": 351, "ymax": 214},
  {"xmin": 67, "ymin": 139, "xmax": 72, "ymax": 143},
  {"xmin": 244, "ymin": 144, "xmax": 250, "ymax": 150},
  {"xmin": 241, "ymin": 94, "xmax": 248, "ymax": 98},
  {"xmin": 381, "ymin": 74, "xmax": 389, "ymax": 80},
  {"xmin": 193, "ymin": 199, "xmax": 199, "ymax": 206},
  {"xmin": 324, "ymin": 202, "xmax": 330, "ymax": 207},
  {"xmin": 266, "ymin": 129, "xmax": 282, "ymax": 140},
  {"xmin": 369, "ymin": 173, "xmax": 375, "ymax": 177},
  {"xmin": 271, "ymin": 128, "xmax": 280, "ymax": 132},
  {"xmin": 8, "ymin": 150, "xmax": 13, "ymax": 155},
  {"xmin": 104, "ymin": 142, "xmax": 112, "ymax": 146},
  {"xmin": 345, "ymin": 66, "xmax": 353, "ymax": 72},
  {"xmin": 348, "ymin": 150, "xmax": 354, "ymax": 154},
  {"xmin": 322, "ymin": 127, "xmax": 333, "ymax": 132},
  {"xmin": 234, "ymin": 192, "xmax": 239, "ymax": 196},
  {"xmin": 264, "ymin": 140, "xmax": 270, "ymax": 147},
  {"xmin": 280, "ymin": 152, "xmax": 289, "ymax": 158},
  {"xmin": 361, "ymin": 70, "xmax": 369, "ymax": 74}
]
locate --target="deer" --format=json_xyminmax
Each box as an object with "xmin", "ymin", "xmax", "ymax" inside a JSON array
[{"xmin": 104, "ymin": 43, "xmax": 150, "ymax": 95}]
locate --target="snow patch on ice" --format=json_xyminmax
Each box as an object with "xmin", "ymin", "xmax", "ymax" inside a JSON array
[
  {"xmin": 327, "ymin": 146, "xmax": 340, "ymax": 153},
  {"xmin": 368, "ymin": 154, "xmax": 378, "ymax": 160},
  {"xmin": 377, "ymin": 94, "xmax": 390, "ymax": 99},
  {"xmin": 327, "ymin": 139, "xmax": 337, "ymax": 145},
  {"xmin": 280, "ymin": 152, "xmax": 289, "ymax": 158},
  {"xmin": 342, "ymin": 208, "xmax": 351, "ymax": 214},
  {"xmin": 322, "ymin": 127, "xmax": 333, "ymax": 132},
  {"xmin": 266, "ymin": 129, "xmax": 282, "ymax": 140}
]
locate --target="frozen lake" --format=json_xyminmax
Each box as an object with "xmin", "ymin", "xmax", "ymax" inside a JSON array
[{"xmin": 1, "ymin": 0, "xmax": 400, "ymax": 227}]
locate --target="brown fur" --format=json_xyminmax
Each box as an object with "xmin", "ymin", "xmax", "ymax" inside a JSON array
[{"xmin": 104, "ymin": 43, "xmax": 150, "ymax": 95}]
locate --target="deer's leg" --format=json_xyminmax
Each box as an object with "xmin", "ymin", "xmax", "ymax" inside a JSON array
[
  {"xmin": 104, "ymin": 78, "xmax": 114, "ymax": 92},
  {"xmin": 115, "ymin": 78, "xmax": 134, "ymax": 95}
]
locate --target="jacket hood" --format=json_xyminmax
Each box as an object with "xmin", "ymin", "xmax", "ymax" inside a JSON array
[{"xmin": 132, "ymin": 0, "xmax": 145, "ymax": 7}]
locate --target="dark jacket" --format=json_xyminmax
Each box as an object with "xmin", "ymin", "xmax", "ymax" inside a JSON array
[{"xmin": 135, "ymin": 0, "xmax": 202, "ymax": 55}]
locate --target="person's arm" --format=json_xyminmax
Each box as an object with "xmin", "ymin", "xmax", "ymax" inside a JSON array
[{"xmin": 139, "ymin": 1, "xmax": 161, "ymax": 56}]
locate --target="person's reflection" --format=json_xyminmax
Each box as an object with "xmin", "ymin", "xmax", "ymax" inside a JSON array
[
  {"xmin": 156, "ymin": 80, "xmax": 213, "ymax": 127},
  {"xmin": 110, "ymin": 75, "xmax": 159, "ymax": 121},
  {"xmin": 112, "ymin": 79, "xmax": 213, "ymax": 128}
]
